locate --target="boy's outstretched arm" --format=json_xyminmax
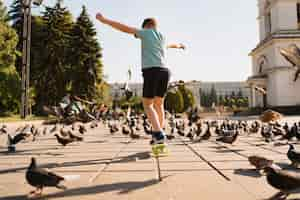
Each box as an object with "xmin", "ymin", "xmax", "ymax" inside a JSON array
[
  {"xmin": 96, "ymin": 12, "xmax": 137, "ymax": 35},
  {"xmin": 167, "ymin": 43, "xmax": 186, "ymax": 50}
]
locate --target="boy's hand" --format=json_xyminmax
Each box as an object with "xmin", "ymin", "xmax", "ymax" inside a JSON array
[{"xmin": 96, "ymin": 13, "xmax": 105, "ymax": 23}]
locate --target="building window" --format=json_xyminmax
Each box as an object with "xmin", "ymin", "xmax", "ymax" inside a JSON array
[
  {"xmin": 297, "ymin": 3, "xmax": 300, "ymax": 29},
  {"xmin": 265, "ymin": 12, "xmax": 272, "ymax": 35}
]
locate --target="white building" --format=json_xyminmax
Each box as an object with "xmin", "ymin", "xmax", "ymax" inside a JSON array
[
  {"xmin": 185, "ymin": 81, "xmax": 250, "ymax": 106},
  {"xmin": 110, "ymin": 81, "xmax": 250, "ymax": 106},
  {"xmin": 248, "ymin": 0, "xmax": 300, "ymax": 108},
  {"xmin": 198, "ymin": 82, "xmax": 250, "ymax": 97}
]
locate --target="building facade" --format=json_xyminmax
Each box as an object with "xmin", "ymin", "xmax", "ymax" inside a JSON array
[
  {"xmin": 110, "ymin": 81, "xmax": 250, "ymax": 106},
  {"xmin": 248, "ymin": 0, "xmax": 300, "ymax": 108},
  {"xmin": 185, "ymin": 81, "xmax": 250, "ymax": 106}
]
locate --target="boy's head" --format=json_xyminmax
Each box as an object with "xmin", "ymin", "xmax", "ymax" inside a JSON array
[{"xmin": 142, "ymin": 18, "xmax": 157, "ymax": 29}]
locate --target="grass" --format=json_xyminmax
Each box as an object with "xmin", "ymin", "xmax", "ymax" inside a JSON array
[{"xmin": 0, "ymin": 114, "xmax": 54, "ymax": 123}]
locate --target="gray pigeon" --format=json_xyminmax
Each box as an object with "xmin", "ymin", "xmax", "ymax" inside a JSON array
[
  {"xmin": 0, "ymin": 125, "xmax": 7, "ymax": 134},
  {"xmin": 26, "ymin": 157, "xmax": 66, "ymax": 198},
  {"xmin": 287, "ymin": 144, "xmax": 300, "ymax": 168},
  {"xmin": 263, "ymin": 166, "xmax": 300, "ymax": 200}
]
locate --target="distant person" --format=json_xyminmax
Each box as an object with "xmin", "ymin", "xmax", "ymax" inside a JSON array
[{"xmin": 96, "ymin": 13, "xmax": 185, "ymax": 145}]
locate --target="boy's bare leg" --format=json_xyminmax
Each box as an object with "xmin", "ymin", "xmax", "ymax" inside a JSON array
[
  {"xmin": 153, "ymin": 97, "xmax": 165, "ymax": 128},
  {"xmin": 143, "ymin": 98, "xmax": 161, "ymax": 132}
]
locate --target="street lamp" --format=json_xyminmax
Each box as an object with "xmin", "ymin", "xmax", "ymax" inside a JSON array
[{"xmin": 20, "ymin": 0, "xmax": 43, "ymax": 119}]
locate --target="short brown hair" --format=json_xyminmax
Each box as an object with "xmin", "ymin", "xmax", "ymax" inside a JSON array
[{"xmin": 142, "ymin": 18, "xmax": 157, "ymax": 28}]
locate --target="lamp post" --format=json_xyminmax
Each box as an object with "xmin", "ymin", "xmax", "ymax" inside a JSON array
[{"xmin": 20, "ymin": 0, "xmax": 43, "ymax": 119}]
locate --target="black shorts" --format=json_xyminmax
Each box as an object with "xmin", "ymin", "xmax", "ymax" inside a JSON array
[{"xmin": 142, "ymin": 67, "xmax": 170, "ymax": 98}]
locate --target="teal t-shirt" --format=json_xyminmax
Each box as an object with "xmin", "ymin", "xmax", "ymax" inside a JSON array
[{"xmin": 136, "ymin": 29, "xmax": 166, "ymax": 69}]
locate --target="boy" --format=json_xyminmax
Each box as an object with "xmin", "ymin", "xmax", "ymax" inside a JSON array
[{"xmin": 96, "ymin": 13, "xmax": 185, "ymax": 145}]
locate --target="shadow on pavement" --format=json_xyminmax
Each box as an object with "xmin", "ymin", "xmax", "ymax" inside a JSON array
[
  {"xmin": 233, "ymin": 168, "xmax": 261, "ymax": 178},
  {"xmin": 86, "ymin": 140, "xmax": 107, "ymax": 144},
  {"xmin": 213, "ymin": 149, "xmax": 245, "ymax": 153},
  {"xmin": 0, "ymin": 178, "xmax": 164, "ymax": 200},
  {"xmin": 0, "ymin": 147, "xmax": 60, "ymax": 156},
  {"xmin": 0, "ymin": 152, "xmax": 151, "ymax": 175}
]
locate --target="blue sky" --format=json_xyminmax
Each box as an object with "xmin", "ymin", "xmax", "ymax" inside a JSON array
[{"xmin": 4, "ymin": 0, "xmax": 258, "ymax": 83}]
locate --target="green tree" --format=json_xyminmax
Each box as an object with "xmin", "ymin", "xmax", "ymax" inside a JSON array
[
  {"xmin": 230, "ymin": 91, "xmax": 236, "ymax": 99},
  {"xmin": 209, "ymin": 85, "xmax": 217, "ymax": 106},
  {"xmin": 8, "ymin": 0, "xmax": 23, "ymax": 32},
  {"xmin": 236, "ymin": 98, "xmax": 243, "ymax": 108},
  {"xmin": 70, "ymin": 6, "xmax": 103, "ymax": 100},
  {"xmin": 201, "ymin": 91, "xmax": 209, "ymax": 107},
  {"xmin": 218, "ymin": 95, "xmax": 225, "ymax": 106},
  {"xmin": 0, "ymin": 8, "xmax": 20, "ymax": 114},
  {"xmin": 96, "ymin": 81, "xmax": 111, "ymax": 105},
  {"xmin": 224, "ymin": 95, "xmax": 229, "ymax": 107},
  {"xmin": 34, "ymin": 1, "xmax": 74, "ymax": 110},
  {"xmin": 8, "ymin": 0, "xmax": 23, "ymax": 74},
  {"xmin": 165, "ymin": 90, "xmax": 184, "ymax": 113},
  {"xmin": 228, "ymin": 98, "xmax": 235, "ymax": 108},
  {"xmin": 237, "ymin": 88, "xmax": 243, "ymax": 98},
  {"xmin": 0, "ymin": 0, "xmax": 8, "ymax": 22},
  {"xmin": 178, "ymin": 85, "xmax": 195, "ymax": 111}
]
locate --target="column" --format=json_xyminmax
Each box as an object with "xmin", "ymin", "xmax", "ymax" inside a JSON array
[{"xmin": 249, "ymin": 84, "xmax": 256, "ymax": 108}]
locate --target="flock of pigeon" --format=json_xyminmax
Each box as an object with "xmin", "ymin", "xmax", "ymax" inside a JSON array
[{"xmin": 2, "ymin": 111, "xmax": 300, "ymax": 199}]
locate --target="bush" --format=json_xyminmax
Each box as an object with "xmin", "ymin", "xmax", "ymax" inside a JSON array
[
  {"xmin": 165, "ymin": 90, "xmax": 184, "ymax": 113},
  {"xmin": 178, "ymin": 85, "xmax": 195, "ymax": 111}
]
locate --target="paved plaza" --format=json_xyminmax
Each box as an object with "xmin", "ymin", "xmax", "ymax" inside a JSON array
[{"xmin": 0, "ymin": 118, "xmax": 300, "ymax": 200}]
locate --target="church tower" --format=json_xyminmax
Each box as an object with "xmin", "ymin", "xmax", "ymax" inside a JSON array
[{"xmin": 248, "ymin": 0, "xmax": 300, "ymax": 108}]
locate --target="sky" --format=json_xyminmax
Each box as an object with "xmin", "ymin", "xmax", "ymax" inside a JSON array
[{"xmin": 4, "ymin": 0, "xmax": 259, "ymax": 83}]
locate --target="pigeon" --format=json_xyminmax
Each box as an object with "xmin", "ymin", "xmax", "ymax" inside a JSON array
[
  {"xmin": 249, "ymin": 121, "xmax": 260, "ymax": 134},
  {"xmin": 261, "ymin": 125, "xmax": 274, "ymax": 143},
  {"xmin": 54, "ymin": 134, "xmax": 75, "ymax": 146},
  {"xmin": 195, "ymin": 122, "xmax": 202, "ymax": 137},
  {"xmin": 60, "ymin": 128, "xmax": 69, "ymax": 137},
  {"xmin": 280, "ymin": 44, "xmax": 300, "ymax": 82},
  {"xmin": 216, "ymin": 131, "xmax": 239, "ymax": 145},
  {"xmin": 110, "ymin": 124, "xmax": 119, "ymax": 134},
  {"xmin": 177, "ymin": 129, "xmax": 185, "ymax": 137},
  {"xmin": 186, "ymin": 128, "xmax": 194, "ymax": 141},
  {"xmin": 143, "ymin": 125, "xmax": 152, "ymax": 135},
  {"xmin": 129, "ymin": 128, "xmax": 140, "ymax": 139},
  {"xmin": 33, "ymin": 128, "xmax": 41, "ymax": 137},
  {"xmin": 79, "ymin": 124, "xmax": 87, "ymax": 134},
  {"xmin": 200, "ymin": 123, "xmax": 211, "ymax": 141},
  {"xmin": 263, "ymin": 166, "xmax": 300, "ymax": 200},
  {"xmin": 166, "ymin": 134, "xmax": 175, "ymax": 140},
  {"xmin": 90, "ymin": 121, "xmax": 98, "ymax": 129},
  {"xmin": 287, "ymin": 144, "xmax": 300, "ymax": 168},
  {"xmin": 71, "ymin": 123, "xmax": 76, "ymax": 131},
  {"xmin": 0, "ymin": 125, "xmax": 7, "ymax": 134},
  {"xmin": 122, "ymin": 126, "xmax": 130, "ymax": 135},
  {"xmin": 50, "ymin": 124, "xmax": 58, "ymax": 133},
  {"xmin": 26, "ymin": 157, "xmax": 66, "ymax": 197},
  {"xmin": 248, "ymin": 155, "xmax": 273, "ymax": 170},
  {"xmin": 42, "ymin": 127, "xmax": 48, "ymax": 135},
  {"xmin": 135, "ymin": 125, "xmax": 141, "ymax": 131},
  {"xmin": 281, "ymin": 124, "xmax": 296, "ymax": 141},
  {"xmin": 68, "ymin": 131, "xmax": 83, "ymax": 142},
  {"xmin": 283, "ymin": 123, "xmax": 289, "ymax": 132},
  {"xmin": 7, "ymin": 133, "xmax": 28, "ymax": 146}
]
